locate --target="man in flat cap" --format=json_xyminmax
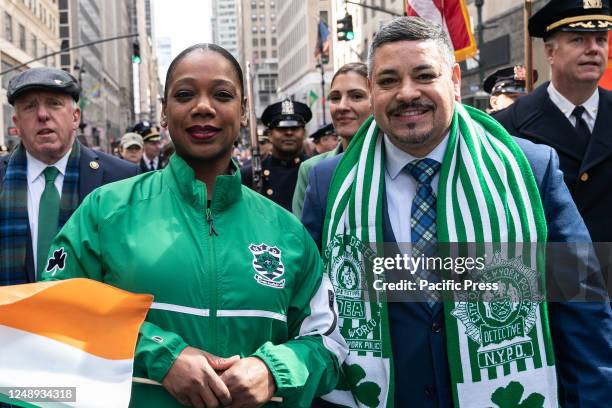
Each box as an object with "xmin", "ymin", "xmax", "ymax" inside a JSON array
[
  {"xmin": 0, "ymin": 67, "xmax": 138, "ymax": 286},
  {"xmin": 495, "ymin": 0, "xmax": 612, "ymax": 285},
  {"xmin": 241, "ymin": 98, "xmax": 312, "ymax": 211},
  {"xmin": 484, "ymin": 65, "xmax": 537, "ymax": 112},
  {"xmin": 133, "ymin": 121, "xmax": 164, "ymax": 172}
]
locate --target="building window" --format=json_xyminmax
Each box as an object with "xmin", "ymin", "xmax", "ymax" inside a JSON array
[
  {"xmin": 261, "ymin": 37, "xmax": 266, "ymax": 46},
  {"xmin": 19, "ymin": 24, "xmax": 26, "ymax": 50},
  {"xmin": 271, "ymin": 37, "xmax": 276, "ymax": 46},
  {"xmin": 272, "ymin": 49, "xmax": 277, "ymax": 58},
  {"xmin": 4, "ymin": 13, "xmax": 13, "ymax": 43},
  {"xmin": 260, "ymin": 26, "xmax": 265, "ymax": 33},
  {"xmin": 252, "ymin": 14, "xmax": 257, "ymax": 21},
  {"xmin": 60, "ymin": 11, "xmax": 68, "ymax": 24},
  {"xmin": 31, "ymin": 34, "xmax": 38, "ymax": 57},
  {"xmin": 252, "ymin": 27, "xmax": 257, "ymax": 33},
  {"xmin": 253, "ymin": 38, "xmax": 258, "ymax": 46},
  {"xmin": 261, "ymin": 50, "xmax": 267, "ymax": 58}
]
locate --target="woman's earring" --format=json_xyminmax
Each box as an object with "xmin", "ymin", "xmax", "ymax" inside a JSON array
[{"xmin": 160, "ymin": 118, "xmax": 168, "ymax": 128}]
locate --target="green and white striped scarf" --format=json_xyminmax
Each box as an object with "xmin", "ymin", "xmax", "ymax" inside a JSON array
[{"xmin": 321, "ymin": 103, "xmax": 557, "ymax": 407}]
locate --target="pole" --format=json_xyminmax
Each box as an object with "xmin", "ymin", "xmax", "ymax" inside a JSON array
[
  {"xmin": 319, "ymin": 56, "xmax": 326, "ymax": 126},
  {"xmin": 0, "ymin": 33, "xmax": 138, "ymax": 76},
  {"xmin": 475, "ymin": 0, "xmax": 485, "ymax": 86},
  {"xmin": 524, "ymin": 0, "xmax": 534, "ymax": 92},
  {"xmin": 246, "ymin": 62, "xmax": 263, "ymax": 194},
  {"xmin": 344, "ymin": 0, "xmax": 402, "ymax": 16}
]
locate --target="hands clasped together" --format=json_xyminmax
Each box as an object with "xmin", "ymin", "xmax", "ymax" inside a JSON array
[{"xmin": 162, "ymin": 346, "xmax": 277, "ymax": 408}]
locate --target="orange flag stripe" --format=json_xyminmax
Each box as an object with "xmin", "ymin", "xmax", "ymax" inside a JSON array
[{"xmin": 0, "ymin": 279, "xmax": 153, "ymax": 360}]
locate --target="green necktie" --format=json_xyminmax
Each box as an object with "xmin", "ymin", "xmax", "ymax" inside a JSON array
[{"xmin": 37, "ymin": 166, "xmax": 60, "ymax": 276}]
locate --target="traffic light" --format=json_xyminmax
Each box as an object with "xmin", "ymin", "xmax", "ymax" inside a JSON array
[
  {"xmin": 132, "ymin": 41, "xmax": 141, "ymax": 64},
  {"xmin": 337, "ymin": 14, "xmax": 354, "ymax": 42}
]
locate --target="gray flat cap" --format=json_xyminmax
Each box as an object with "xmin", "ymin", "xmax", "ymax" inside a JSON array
[{"xmin": 7, "ymin": 67, "xmax": 80, "ymax": 105}]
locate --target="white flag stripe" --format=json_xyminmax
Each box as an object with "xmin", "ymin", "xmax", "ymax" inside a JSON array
[
  {"xmin": 0, "ymin": 324, "xmax": 133, "ymax": 408},
  {"xmin": 408, "ymin": 0, "xmax": 443, "ymax": 24}
]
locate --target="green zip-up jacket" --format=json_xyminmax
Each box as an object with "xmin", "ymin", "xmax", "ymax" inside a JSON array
[{"xmin": 41, "ymin": 154, "xmax": 347, "ymax": 407}]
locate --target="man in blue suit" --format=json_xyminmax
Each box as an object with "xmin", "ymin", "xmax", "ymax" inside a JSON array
[
  {"xmin": 302, "ymin": 16, "xmax": 611, "ymax": 408},
  {"xmin": 0, "ymin": 67, "xmax": 138, "ymax": 286}
]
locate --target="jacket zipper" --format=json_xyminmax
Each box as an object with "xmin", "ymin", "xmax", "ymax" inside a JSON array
[
  {"xmin": 206, "ymin": 207, "xmax": 218, "ymax": 354},
  {"xmin": 206, "ymin": 208, "xmax": 218, "ymax": 236}
]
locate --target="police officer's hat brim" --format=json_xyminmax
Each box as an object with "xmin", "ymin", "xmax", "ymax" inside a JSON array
[
  {"xmin": 261, "ymin": 100, "xmax": 312, "ymax": 129},
  {"xmin": 529, "ymin": 0, "xmax": 612, "ymax": 38},
  {"xmin": 7, "ymin": 67, "xmax": 80, "ymax": 105},
  {"xmin": 310, "ymin": 123, "xmax": 336, "ymax": 141}
]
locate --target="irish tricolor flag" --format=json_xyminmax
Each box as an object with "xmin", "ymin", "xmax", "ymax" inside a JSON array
[{"xmin": 0, "ymin": 279, "xmax": 152, "ymax": 407}]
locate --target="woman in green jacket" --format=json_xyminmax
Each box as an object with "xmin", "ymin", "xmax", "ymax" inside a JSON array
[{"xmin": 42, "ymin": 44, "xmax": 347, "ymax": 408}]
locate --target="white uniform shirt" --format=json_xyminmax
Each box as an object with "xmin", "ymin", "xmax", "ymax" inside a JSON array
[{"xmin": 547, "ymin": 83, "xmax": 598, "ymax": 132}]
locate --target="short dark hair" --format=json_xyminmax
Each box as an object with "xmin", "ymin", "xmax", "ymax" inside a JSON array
[
  {"xmin": 367, "ymin": 16, "xmax": 455, "ymax": 78},
  {"xmin": 332, "ymin": 62, "xmax": 368, "ymax": 85},
  {"xmin": 163, "ymin": 43, "xmax": 244, "ymax": 101}
]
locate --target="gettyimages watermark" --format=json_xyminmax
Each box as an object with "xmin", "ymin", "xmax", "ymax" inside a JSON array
[{"xmin": 325, "ymin": 241, "xmax": 611, "ymax": 303}]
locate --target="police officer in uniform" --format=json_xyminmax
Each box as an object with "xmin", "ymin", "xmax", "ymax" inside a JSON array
[
  {"xmin": 132, "ymin": 121, "xmax": 164, "ymax": 172},
  {"xmin": 483, "ymin": 65, "xmax": 537, "ymax": 112},
  {"xmin": 494, "ymin": 0, "xmax": 612, "ymax": 285},
  {"xmin": 241, "ymin": 99, "xmax": 312, "ymax": 211}
]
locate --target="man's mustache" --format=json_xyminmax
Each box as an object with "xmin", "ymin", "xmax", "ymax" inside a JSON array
[{"xmin": 388, "ymin": 101, "xmax": 435, "ymax": 115}]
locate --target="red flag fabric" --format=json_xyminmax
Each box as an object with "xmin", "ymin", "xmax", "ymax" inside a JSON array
[
  {"xmin": 598, "ymin": 31, "xmax": 612, "ymax": 90},
  {"xmin": 406, "ymin": 0, "xmax": 477, "ymax": 62}
]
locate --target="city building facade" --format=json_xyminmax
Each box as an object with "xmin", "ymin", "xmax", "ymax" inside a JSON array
[
  {"xmin": 331, "ymin": 0, "xmax": 405, "ymax": 71},
  {"xmin": 277, "ymin": 0, "xmax": 333, "ymax": 134},
  {"xmin": 212, "ymin": 0, "xmax": 241, "ymax": 63},
  {"xmin": 238, "ymin": 0, "xmax": 279, "ymax": 121}
]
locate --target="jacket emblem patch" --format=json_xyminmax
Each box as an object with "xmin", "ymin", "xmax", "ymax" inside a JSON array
[
  {"xmin": 249, "ymin": 243, "xmax": 285, "ymax": 289},
  {"xmin": 46, "ymin": 247, "xmax": 67, "ymax": 276}
]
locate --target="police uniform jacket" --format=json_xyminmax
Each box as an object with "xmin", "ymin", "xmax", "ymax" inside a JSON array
[
  {"xmin": 494, "ymin": 82, "xmax": 612, "ymax": 244},
  {"xmin": 241, "ymin": 153, "xmax": 309, "ymax": 212}
]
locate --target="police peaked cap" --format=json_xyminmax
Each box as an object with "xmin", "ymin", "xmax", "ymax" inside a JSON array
[
  {"xmin": 7, "ymin": 67, "xmax": 80, "ymax": 105},
  {"xmin": 529, "ymin": 0, "xmax": 612, "ymax": 38},
  {"xmin": 483, "ymin": 66, "xmax": 538, "ymax": 95},
  {"xmin": 261, "ymin": 99, "xmax": 312, "ymax": 128},
  {"xmin": 310, "ymin": 123, "xmax": 336, "ymax": 142}
]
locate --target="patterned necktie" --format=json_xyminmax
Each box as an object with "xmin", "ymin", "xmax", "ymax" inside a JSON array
[
  {"xmin": 572, "ymin": 105, "xmax": 591, "ymax": 142},
  {"xmin": 37, "ymin": 166, "xmax": 60, "ymax": 276},
  {"xmin": 149, "ymin": 160, "xmax": 155, "ymax": 170},
  {"xmin": 406, "ymin": 158, "xmax": 441, "ymax": 307}
]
